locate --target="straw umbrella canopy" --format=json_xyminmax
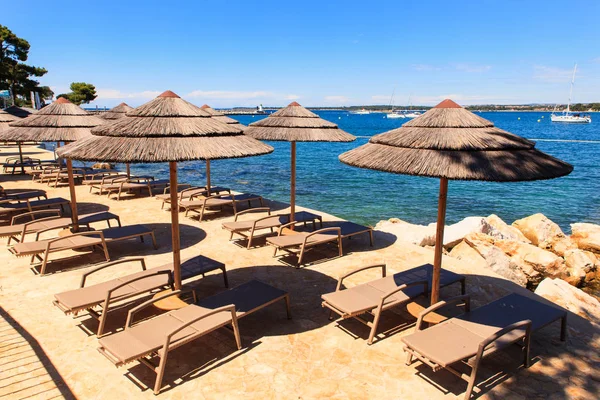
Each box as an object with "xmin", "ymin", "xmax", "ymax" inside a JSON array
[
  {"xmin": 245, "ymin": 102, "xmax": 355, "ymax": 223},
  {"xmin": 0, "ymin": 98, "xmax": 104, "ymax": 212},
  {"xmin": 0, "ymin": 109, "xmax": 19, "ymax": 132},
  {"xmin": 100, "ymin": 102, "xmax": 133, "ymax": 121},
  {"xmin": 339, "ymin": 99, "xmax": 573, "ymax": 304},
  {"xmin": 58, "ymin": 90, "xmax": 273, "ymax": 289},
  {"xmin": 3, "ymin": 105, "xmax": 35, "ymax": 118},
  {"xmin": 100, "ymin": 102, "xmax": 135, "ymax": 176},
  {"xmin": 199, "ymin": 104, "xmax": 247, "ymax": 192}
]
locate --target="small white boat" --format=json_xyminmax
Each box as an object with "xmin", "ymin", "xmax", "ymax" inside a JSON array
[
  {"xmin": 404, "ymin": 111, "xmax": 421, "ymax": 119},
  {"xmin": 351, "ymin": 108, "xmax": 370, "ymax": 115},
  {"xmin": 387, "ymin": 110, "xmax": 406, "ymax": 119},
  {"xmin": 551, "ymin": 64, "xmax": 591, "ymax": 124}
]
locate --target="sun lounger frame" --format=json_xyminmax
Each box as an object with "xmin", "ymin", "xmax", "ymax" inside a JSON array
[
  {"xmin": 402, "ymin": 293, "xmax": 567, "ymax": 400},
  {"xmin": 322, "ymin": 264, "xmax": 466, "ymax": 344},
  {"xmin": 181, "ymin": 193, "xmax": 264, "ymax": 222}
]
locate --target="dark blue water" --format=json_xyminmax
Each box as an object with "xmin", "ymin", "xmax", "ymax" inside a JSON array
[{"xmin": 72, "ymin": 111, "xmax": 600, "ymax": 232}]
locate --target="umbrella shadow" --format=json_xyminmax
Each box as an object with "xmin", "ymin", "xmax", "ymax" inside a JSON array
[{"xmin": 395, "ymin": 272, "xmax": 599, "ymax": 399}]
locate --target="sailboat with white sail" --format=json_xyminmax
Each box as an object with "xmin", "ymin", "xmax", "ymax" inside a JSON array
[
  {"xmin": 551, "ymin": 63, "xmax": 591, "ymax": 123},
  {"xmin": 386, "ymin": 88, "xmax": 405, "ymax": 119}
]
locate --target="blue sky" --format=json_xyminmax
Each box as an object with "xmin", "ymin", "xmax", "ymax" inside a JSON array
[{"xmin": 4, "ymin": 0, "xmax": 600, "ymax": 107}]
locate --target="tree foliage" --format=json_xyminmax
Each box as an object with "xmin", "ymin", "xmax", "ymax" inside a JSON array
[
  {"xmin": 0, "ymin": 25, "xmax": 52, "ymax": 106},
  {"xmin": 57, "ymin": 82, "xmax": 98, "ymax": 105}
]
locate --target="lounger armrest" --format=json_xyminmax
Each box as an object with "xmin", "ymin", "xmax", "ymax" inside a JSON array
[
  {"xmin": 12, "ymin": 209, "xmax": 62, "ymax": 225},
  {"xmin": 303, "ymin": 227, "xmax": 341, "ymax": 245},
  {"xmin": 276, "ymin": 221, "xmax": 299, "ymax": 236},
  {"xmin": 475, "ymin": 320, "xmax": 532, "ymax": 364},
  {"xmin": 41, "ymin": 230, "xmax": 105, "ymax": 246},
  {"xmin": 233, "ymin": 207, "xmax": 271, "ymax": 221},
  {"xmin": 0, "ymin": 198, "xmax": 16, "ymax": 205},
  {"xmin": 80, "ymin": 257, "xmax": 148, "ymax": 287},
  {"xmin": 375, "ymin": 280, "xmax": 429, "ymax": 314},
  {"xmin": 179, "ymin": 186, "xmax": 203, "ymax": 199},
  {"xmin": 125, "ymin": 288, "xmax": 196, "ymax": 328},
  {"xmin": 336, "ymin": 264, "xmax": 387, "ymax": 291},
  {"xmin": 191, "ymin": 192, "xmax": 222, "ymax": 201},
  {"xmin": 162, "ymin": 183, "xmax": 191, "ymax": 195},
  {"xmin": 416, "ymin": 294, "xmax": 471, "ymax": 331},
  {"xmin": 164, "ymin": 304, "xmax": 237, "ymax": 344}
]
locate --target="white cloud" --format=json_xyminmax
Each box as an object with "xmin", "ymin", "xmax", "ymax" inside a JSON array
[
  {"xmin": 371, "ymin": 95, "xmax": 392, "ymax": 103},
  {"xmin": 323, "ymin": 95, "xmax": 350, "ymax": 105},
  {"xmin": 186, "ymin": 90, "xmax": 272, "ymax": 99},
  {"xmin": 454, "ymin": 63, "xmax": 492, "ymax": 73},
  {"xmin": 533, "ymin": 65, "xmax": 574, "ymax": 83},
  {"xmin": 95, "ymin": 88, "xmax": 161, "ymax": 100},
  {"xmin": 285, "ymin": 94, "xmax": 300, "ymax": 100},
  {"xmin": 412, "ymin": 64, "xmax": 441, "ymax": 71}
]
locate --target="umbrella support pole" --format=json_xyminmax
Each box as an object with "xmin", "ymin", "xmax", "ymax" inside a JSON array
[
  {"xmin": 431, "ymin": 178, "xmax": 448, "ymax": 305},
  {"xmin": 290, "ymin": 142, "xmax": 296, "ymax": 228},
  {"xmin": 169, "ymin": 161, "xmax": 182, "ymax": 289},
  {"xmin": 126, "ymin": 163, "xmax": 131, "ymax": 178},
  {"xmin": 66, "ymin": 159, "xmax": 79, "ymax": 231},
  {"xmin": 18, "ymin": 142, "xmax": 24, "ymax": 174},
  {"xmin": 206, "ymin": 160, "xmax": 211, "ymax": 196}
]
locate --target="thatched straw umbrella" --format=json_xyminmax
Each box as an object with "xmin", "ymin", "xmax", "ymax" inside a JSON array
[
  {"xmin": 100, "ymin": 103, "xmax": 134, "ymax": 176},
  {"xmin": 3, "ymin": 105, "xmax": 35, "ymax": 118},
  {"xmin": 0, "ymin": 98, "xmax": 104, "ymax": 213},
  {"xmin": 58, "ymin": 90, "xmax": 273, "ymax": 289},
  {"xmin": 100, "ymin": 102, "xmax": 133, "ymax": 121},
  {"xmin": 200, "ymin": 104, "xmax": 247, "ymax": 192},
  {"xmin": 339, "ymin": 99, "xmax": 573, "ymax": 304},
  {"xmin": 0, "ymin": 109, "xmax": 19, "ymax": 132},
  {"xmin": 245, "ymin": 102, "xmax": 355, "ymax": 223}
]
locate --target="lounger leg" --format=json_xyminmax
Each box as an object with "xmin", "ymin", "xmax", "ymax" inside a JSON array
[
  {"xmin": 247, "ymin": 236, "xmax": 252, "ymax": 249},
  {"xmin": 369, "ymin": 231, "xmax": 374, "ymax": 247},
  {"xmin": 284, "ymin": 294, "xmax": 292, "ymax": 319},
  {"xmin": 102, "ymin": 242, "xmax": 110, "ymax": 262},
  {"xmin": 231, "ymin": 313, "xmax": 242, "ymax": 350},
  {"xmin": 40, "ymin": 252, "xmax": 50, "ymax": 276},
  {"xmin": 405, "ymin": 350, "xmax": 413, "ymax": 365},
  {"xmin": 97, "ymin": 311, "xmax": 108, "ymax": 337},
  {"xmin": 464, "ymin": 365, "xmax": 479, "ymax": 400},
  {"xmin": 116, "ymin": 217, "xmax": 122, "ymax": 227},
  {"xmin": 560, "ymin": 315, "xmax": 567, "ymax": 341},
  {"xmin": 338, "ymin": 238, "xmax": 343, "ymax": 257},
  {"xmin": 199, "ymin": 206, "xmax": 205, "ymax": 222},
  {"xmin": 229, "ymin": 231, "xmax": 234, "ymax": 240},
  {"xmin": 221, "ymin": 267, "xmax": 229, "ymax": 288},
  {"xmin": 368, "ymin": 311, "xmax": 381, "ymax": 345},
  {"xmin": 150, "ymin": 232, "xmax": 158, "ymax": 249},
  {"xmin": 154, "ymin": 353, "xmax": 169, "ymax": 395},
  {"xmin": 298, "ymin": 247, "xmax": 305, "ymax": 267}
]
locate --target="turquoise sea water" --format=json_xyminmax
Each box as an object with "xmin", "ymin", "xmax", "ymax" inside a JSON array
[{"xmin": 90, "ymin": 111, "xmax": 600, "ymax": 232}]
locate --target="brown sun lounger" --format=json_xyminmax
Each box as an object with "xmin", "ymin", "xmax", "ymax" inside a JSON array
[
  {"xmin": 0, "ymin": 197, "xmax": 70, "ymax": 217},
  {"xmin": 180, "ymin": 193, "xmax": 264, "ymax": 221},
  {"xmin": 222, "ymin": 208, "xmax": 323, "ymax": 248},
  {"xmin": 0, "ymin": 210, "xmax": 121, "ymax": 244},
  {"xmin": 102, "ymin": 178, "xmax": 170, "ymax": 200},
  {"xmin": 157, "ymin": 185, "xmax": 230, "ymax": 209},
  {"xmin": 3, "ymin": 156, "xmax": 42, "ymax": 174},
  {"xmin": 0, "ymin": 187, "xmax": 47, "ymax": 201},
  {"xmin": 401, "ymin": 292, "xmax": 567, "ymax": 400},
  {"xmin": 53, "ymin": 255, "xmax": 229, "ymax": 336},
  {"xmin": 9, "ymin": 225, "xmax": 157, "ymax": 275},
  {"xmin": 97, "ymin": 279, "xmax": 291, "ymax": 394},
  {"xmin": 322, "ymin": 264, "xmax": 466, "ymax": 344},
  {"xmin": 267, "ymin": 221, "xmax": 373, "ymax": 266}
]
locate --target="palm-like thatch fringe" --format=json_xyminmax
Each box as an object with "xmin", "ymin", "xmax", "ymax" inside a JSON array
[
  {"xmin": 3, "ymin": 105, "xmax": 34, "ymax": 118},
  {"xmin": 245, "ymin": 102, "xmax": 355, "ymax": 142},
  {"xmin": 200, "ymin": 105, "xmax": 247, "ymax": 131},
  {"xmin": 57, "ymin": 134, "xmax": 273, "ymax": 162},
  {"xmin": 101, "ymin": 103, "xmax": 133, "ymax": 120},
  {"xmin": 339, "ymin": 143, "xmax": 572, "ymax": 182},
  {"xmin": 0, "ymin": 127, "xmax": 95, "ymax": 142},
  {"xmin": 339, "ymin": 99, "xmax": 572, "ymax": 181},
  {"xmin": 9, "ymin": 114, "xmax": 105, "ymax": 128},
  {"xmin": 57, "ymin": 90, "xmax": 273, "ymax": 163},
  {"xmin": 91, "ymin": 116, "xmax": 242, "ymax": 137},
  {"xmin": 0, "ymin": 110, "xmax": 19, "ymax": 123},
  {"xmin": 127, "ymin": 92, "xmax": 210, "ymax": 117},
  {"xmin": 371, "ymin": 126, "xmax": 534, "ymax": 150}
]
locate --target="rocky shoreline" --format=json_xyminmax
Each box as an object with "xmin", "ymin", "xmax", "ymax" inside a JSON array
[{"xmin": 375, "ymin": 213, "xmax": 600, "ymax": 323}]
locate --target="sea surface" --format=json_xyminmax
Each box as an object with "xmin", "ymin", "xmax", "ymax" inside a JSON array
[{"xmin": 73, "ymin": 111, "xmax": 600, "ymax": 232}]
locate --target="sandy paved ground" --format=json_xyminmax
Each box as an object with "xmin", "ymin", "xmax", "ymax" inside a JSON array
[{"xmin": 0, "ymin": 144, "xmax": 598, "ymax": 400}]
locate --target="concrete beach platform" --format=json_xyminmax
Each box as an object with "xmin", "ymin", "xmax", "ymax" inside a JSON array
[{"xmin": 0, "ymin": 145, "xmax": 598, "ymax": 399}]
